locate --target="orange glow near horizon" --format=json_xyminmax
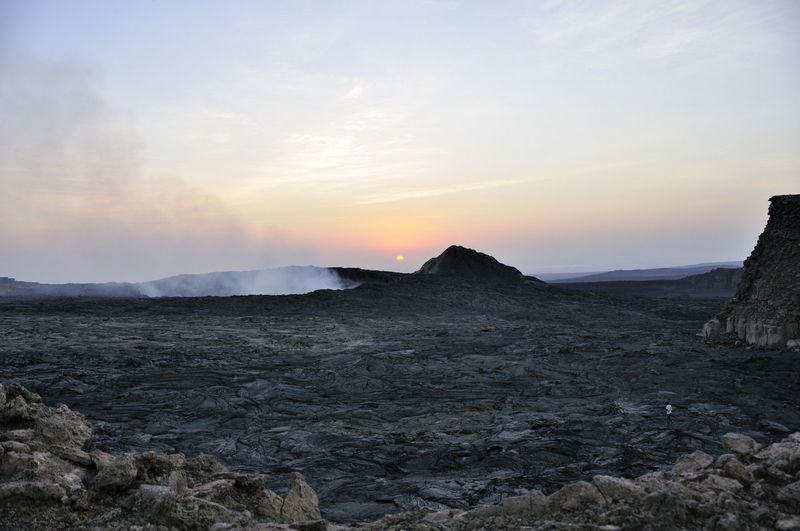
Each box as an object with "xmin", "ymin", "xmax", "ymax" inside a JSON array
[{"xmin": 2, "ymin": 1, "xmax": 797, "ymax": 283}]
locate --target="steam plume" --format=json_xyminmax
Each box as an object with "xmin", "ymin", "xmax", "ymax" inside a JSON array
[{"xmin": 136, "ymin": 267, "xmax": 350, "ymax": 297}]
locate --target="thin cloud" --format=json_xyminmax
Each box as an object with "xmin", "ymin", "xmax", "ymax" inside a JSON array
[
  {"xmin": 525, "ymin": 0, "xmax": 782, "ymax": 67},
  {"xmin": 353, "ymin": 179, "xmax": 526, "ymax": 205}
]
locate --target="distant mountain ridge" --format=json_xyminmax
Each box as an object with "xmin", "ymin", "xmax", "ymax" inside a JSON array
[
  {"xmin": 2, "ymin": 250, "xmax": 744, "ymax": 299},
  {"xmin": 559, "ymin": 266, "xmax": 745, "ymax": 299},
  {"xmin": 546, "ymin": 261, "xmax": 742, "ymax": 283}
]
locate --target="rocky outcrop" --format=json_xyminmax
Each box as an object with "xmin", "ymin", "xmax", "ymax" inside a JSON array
[
  {"xmin": 0, "ymin": 383, "xmax": 323, "ymax": 530},
  {"xmin": 704, "ymin": 195, "xmax": 800, "ymax": 347},
  {"xmin": 360, "ymin": 431, "xmax": 800, "ymax": 530},
  {"xmin": 417, "ymin": 245, "xmax": 537, "ymax": 284}
]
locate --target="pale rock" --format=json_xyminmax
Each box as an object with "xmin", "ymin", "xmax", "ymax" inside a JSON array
[
  {"xmin": 635, "ymin": 471, "xmax": 667, "ymax": 493},
  {"xmin": 133, "ymin": 484, "xmax": 177, "ymax": 520},
  {"xmin": 548, "ymin": 480, "xmax": 605, "ymax": 511},
  {"xmin": 257, "ymin": 489, "xmax": 284, "ymax": 520},
  {"xmin": 715, "ymin": 514, "xmax": 740, "ymax": 531},
  {"xmin": 0, "ymin": 451, "xmax": 33, "ymax": 478},
  {"xmin": 168, "ymin": 470, "xmax": 188, "ymax": 495},
  {"xmin": 777, "ymin": 480, "xmax": 800, "ymax": 511},
  {"xmin": 33, "ymin": 403, "xmax": 92, "ymax": 465},
  {"xmin": 0, "ymin": 480, "xmax": 66, "ymax": 501},
  {"xmin": 671, "ymin": 450, "xmax": 714, "ymax": 476},
  {"xmin": 0, "ymin": 429, "xmax": 35, "ymax": 442},
  {"xmin": 60, "ymin": 471, "xmax": 85, "ymax": 497},
  {"xmin": 701, "ymin": 473, "xmax": 743, "ymax": 493},
  {"xmin": 135, "ymin": 451, "xmax": 184, "ymax": 482},
  {"xmin": 749, "ymin": 480, "xmax": 765, "ymax": 498},
  {"xmin": 192, "ymin": 479, "xmax": 235, "ymax": 499},
  {"xmin": 0, "ymin": 396, "xmax": 32, "ymax": 423},
  {"xmin": 593, "ymin": 475, "xmax": 644, "ymax": 502},
  {"xmin": 641, "ymin": 479, "xmax": 698, "ymax": 525},
  {"xmin": 422, "ymin": 509, "xmax": 465, "ymax": 525},
  {"xmin": 93, "ymin": 452, "xmax": 138, "ymax": 490},
  {"xmin": 171, "ymin": 495, "xmax": 249, "ymax": 528},
  {"xmin": 757, "ymin": 441, "xmax": 800, "ymax": 475},
  {"xmin": 702, "ymin": 318, "xmax": 723, "ymax": 339},
  {"xmin": 281, "ymin": 472, "xmax": 321, "ymax": 523},
  {"xmin": 722, "ymin": 432, "xmax": 761, "ymax": 455},
  {"xmin": 50, "ymin": 445, "xmax": 92, "ymax": 466},
  {"xmin": 94, "ymin": 507, "xmax": 124, "ymax": 524},
  {"xmin": 1, "ymin": 440, "xmax": 30, "ymax": 454},
  {"xmin": 715, "ymin": 454, "xmax": 754, "ymax": 484},
  {"xmin": 777, "ymin": 517, "xmax": 800, "ymax": 530},
  {"xmin": 498, "ymin": 490, "xmax": 547, "ymax": 516}
]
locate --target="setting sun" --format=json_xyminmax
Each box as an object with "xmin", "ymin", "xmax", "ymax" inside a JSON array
[{"xmin": 396, "ymin": 255, "xmax": 405, "ymax": 262}]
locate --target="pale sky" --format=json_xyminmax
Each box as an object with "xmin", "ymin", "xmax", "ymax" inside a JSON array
[{"xmin": 1, "ymin": 0, "xmax": 798, "ymax": 282}]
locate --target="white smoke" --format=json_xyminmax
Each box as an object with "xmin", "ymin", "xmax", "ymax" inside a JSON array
[{"xmin": 136, "ymin": 266, "xmax": 352, "ymax": 298}]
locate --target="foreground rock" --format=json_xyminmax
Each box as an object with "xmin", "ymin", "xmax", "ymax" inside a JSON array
[
  {"xmin": 358, "ymin": 432, "xmax": 800, "ymax": 530},
  {"xmin": 3, "ymin": 382, "xmax": 799, "ymax": 530},
  {"xmin": 704, "ymin": 194, "xmax": 800, "ymax": 347},
  {"xmin": 0, "ymin": 383, "xmax": 324, "ymax": 530}
]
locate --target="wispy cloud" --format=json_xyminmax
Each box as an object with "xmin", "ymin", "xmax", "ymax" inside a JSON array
[
  {"xmin": 525, "ymin": 0, "xmax": 783, "ymax": 68},
  {"xmin": 353, "ymin": 179, "xmax": 525, "ymax": 205}
]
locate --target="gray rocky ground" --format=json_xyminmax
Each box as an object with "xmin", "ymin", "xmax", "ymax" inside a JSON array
[
  {"xmin": 360, "ymin": 430, "xmax": 800, "ymax": 530},
  {"xmin": 2, "ymin": 381, "xmax": 800, "ymax": 530},
  {"xmin": 1, "ymin": 273, "xmax": 799, "ymax": 526}
]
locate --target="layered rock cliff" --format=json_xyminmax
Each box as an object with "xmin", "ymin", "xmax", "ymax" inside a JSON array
[{"xmin": 704, "ymin": 195, "xmax": 800, "ymax": 347}]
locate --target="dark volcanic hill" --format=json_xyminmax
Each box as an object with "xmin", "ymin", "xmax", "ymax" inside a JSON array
[
  {"xmin": 417, "ymin": 245, "xmax": 536, "ymax": 284},
  {"xmin": 704, "ymin": 194, "xmax": 800, "ymax": 347}
]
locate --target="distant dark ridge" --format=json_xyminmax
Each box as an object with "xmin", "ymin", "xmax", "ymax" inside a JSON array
[
  {"xmin": 331, "ymin": 267, "xmax": 405, "ymax": 285},
  {"xmin": 0, "ymin": 277, "xmax": 140, "ymax": 298},
  {"xmin": 551, "ymin": 262, "xmax": 742, "ymax": 283},
  {"xmin": 416, "ymin": 245, "xmax": 539, "ymax": 284},
  {"xmin": 681, "ymin": 267, "xmax": 743, "ymax": 291},
  {"xmin": 552, "ymin": 267, "xmax": 743, "ymax": 300},
  {"xmin": 704, "ymin": 194, "xmax": 800, "ymax": 347},
  {"xmin": 557, "ymin": 279, "xmax": 738, "ymax": 299}
]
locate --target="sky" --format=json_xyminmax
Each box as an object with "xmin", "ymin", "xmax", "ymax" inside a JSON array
[{"xmin": 1, "ymin": 0, "xmax": 798, "ymax": 283}]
